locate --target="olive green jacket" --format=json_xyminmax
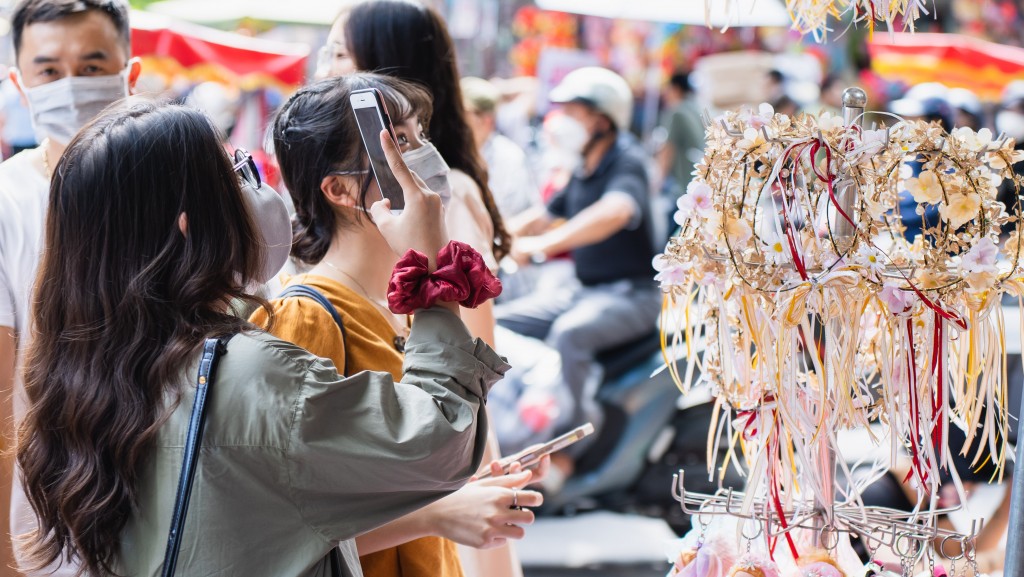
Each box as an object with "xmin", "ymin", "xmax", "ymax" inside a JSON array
[{"xmin": 116, "ymin": 308, "xmax": 507, "ymax": 576}]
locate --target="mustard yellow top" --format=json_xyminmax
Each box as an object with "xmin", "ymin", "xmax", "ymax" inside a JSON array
[{"xmin": 252, "ymin": 273, "xmax": 465, "ymax": 577}]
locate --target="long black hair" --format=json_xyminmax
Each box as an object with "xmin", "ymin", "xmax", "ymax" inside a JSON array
[
  {"xmin": 341, "ymin": 0, "xmax": 510, "ymax": 260},
  {"xmin": 18, "ymin": 98, "xmax": 267, "ymax": 576},
  {"xmin": 271, "ymin": 73, "xmax": 432, "ymax": 265}
]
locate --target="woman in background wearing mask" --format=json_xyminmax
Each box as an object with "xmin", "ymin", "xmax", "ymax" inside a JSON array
[
  {"xmin": 18, "ymin": 97, "xmax": 508, "ymax": 576},
  {"xmin": 255, "ymin": 74, "xmax": 544, "ymax": 577},
  {"xmin": 317, "ymin": 0, "xmax": 508, "ymax": 346},
  {"xmin": 317, "ymin": 6, "xmax": 532, "ymax": 576}
]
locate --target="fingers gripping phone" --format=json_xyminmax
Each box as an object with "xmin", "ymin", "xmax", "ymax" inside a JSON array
[
  {"xmin": 350, "ymin": 88, "xmax": 405, "ymax": 212},
  {"xmin": 477, "ymin": 423, "xmax": 595, "ymax": 479}
]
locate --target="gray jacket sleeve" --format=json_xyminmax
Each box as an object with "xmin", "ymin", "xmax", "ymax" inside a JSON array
[{"xmin": 283, "ymin": 307, "xmax": 509, "ymax": 541}]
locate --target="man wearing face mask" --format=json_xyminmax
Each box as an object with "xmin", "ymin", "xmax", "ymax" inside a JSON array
[
  {"xmin": 496, "ymin": 67, "xmax": 661, "ymax": 471},
  {"xmin": 0, "ymin": 1, "xmax": 139, "ymax": 574}
]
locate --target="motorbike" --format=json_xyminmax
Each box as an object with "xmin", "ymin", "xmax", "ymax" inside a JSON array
[{"xmin": 532, "ymin": 328, "xmax": 744, "ymax": 534}]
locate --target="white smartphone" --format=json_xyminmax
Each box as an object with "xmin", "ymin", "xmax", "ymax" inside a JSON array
[
  {"xmin": 477, "ymin": 423, "xmax": 595, "ymax": 479},
  {"xmin": 350, "ymin": 88, "xmax": 405, "ymax": 212}
]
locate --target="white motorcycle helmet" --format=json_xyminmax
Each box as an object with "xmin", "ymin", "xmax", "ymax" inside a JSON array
[{"xmin": 548, "ymin": 67, "xmax": 634, "ymax": 132}]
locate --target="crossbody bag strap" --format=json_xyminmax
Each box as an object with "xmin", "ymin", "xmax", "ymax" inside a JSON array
[
  {"xmin": 278, "ymin": 284, "xmax": 348, "ymax": 375},
  {"xmin": 161, "ymin": 337, "xmax": 228, "ymax": 577},
  {"xmin": 278, "ymin": 285, "xmax": 349, "ymax": 577}
]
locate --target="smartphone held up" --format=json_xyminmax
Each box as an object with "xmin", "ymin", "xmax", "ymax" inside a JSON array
[
  {"xmin": 478, "ymin": 423, "xmax": 595, "ymax": 479},
  {"xmin": 350, "ymin": 88, "xmax": 405, "ymax": 213}
]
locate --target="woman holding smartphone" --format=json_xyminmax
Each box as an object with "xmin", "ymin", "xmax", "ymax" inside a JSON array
[
  {"xmin": 16, "ymin": 97, "xmax": 508, "ymax": 577},
  {"xmin": 317, "ymin": 0, "xmax": 507, "ymax": 346},
  {"xmin": 317, "ymin": 7, "xmax": 533, "ymax": 574},
  {"xmin": 254, "ymin": 74, "xmax": 543, "ymax": 577}
]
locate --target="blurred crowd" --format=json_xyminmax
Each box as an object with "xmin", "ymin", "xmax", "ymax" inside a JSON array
[{"xmin": 0, "ymin": 1, "xmax": 1022, "ymax": 576}]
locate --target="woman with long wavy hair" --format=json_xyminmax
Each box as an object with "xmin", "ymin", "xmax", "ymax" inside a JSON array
[{"xmin": 16, "ymin": 98, "xmax": 505, "ymax": 577}]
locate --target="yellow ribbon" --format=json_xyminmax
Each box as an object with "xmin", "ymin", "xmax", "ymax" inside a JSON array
[{"xmin": 781, "ymin": 270, "xmax": 863, "ymax": 327}]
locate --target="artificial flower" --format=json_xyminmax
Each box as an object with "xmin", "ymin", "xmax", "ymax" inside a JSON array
[
  {"xmin": 914, "ymin": 268, "xmax": 947, "ymax": 289},
  {"xmin": 1005, "ymin": 231, "xmax": 1022, "ymax": 260},
  {"xmin": 724, "ymin": 216, "xmax": 753, "ymax": 245},
  {"xmin": 878, "ymin": 282, "xmax": 914, "ymax": 315},
  {"xmin": 849, "ymin": 128, "xmax": 888, "ymax": 161},
  {"xmin": 965, "ymin": 269, "xmax": 998, "ymax": 291},
  {"xmin": 905, "ymin": 170, "xmax": 944, "ymax": 204},
  {"xmin": 765, "ymin": 239, "xmax": 789, "ymax": 265},
  {"xmin": 738, "ymin": 128, "xmax": 768, "ymax": 155},
  {"xmin": 854, "ymin": 243, "xmax": 886, "ymax": 281},
  {"xmin": 681, "ymin": 181, "xmax": 714, "ymax": 217},
  {"xmin": 701, "ymin": 212, "xmax": 724, "ymax": 245},
  {"xmin": 655, "ymin": 263, "xmax": 691, "ymax": 289},
  {"xmin": 818, "ymin": 111, "xmax": 844, "ymax": 132},
  {"xmin": 988, "ymin": 147, "xmax": 1024, "ymax": 170},
  {"xmin": 739, "ymin": 102, "xmax": 775, "ymax": 130},
  {"xmin": 952, "ymin": 126, "xmax": 992, "ymax": 152},
  {"xmin": 939, "ymin": 192, "xmax": 981, "ymax": 229},
  {"xmin": 960, "ymin": 237, "xmax": 999, "ymax": 273}
]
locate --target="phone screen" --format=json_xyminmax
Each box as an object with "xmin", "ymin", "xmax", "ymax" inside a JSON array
[{"xmin": 352, "ymin": 96, "xmax": 405, "ymax": 211}]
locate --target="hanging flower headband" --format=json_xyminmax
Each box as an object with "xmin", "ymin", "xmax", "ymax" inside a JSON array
[{"xmin": 657, "ymin": 101, "xmax": 1024, "ymax": 537}]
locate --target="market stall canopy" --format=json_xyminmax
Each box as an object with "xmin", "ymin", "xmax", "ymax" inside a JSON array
[
  {"xmin": 869, "ymin": 33, "xmax": 1024, "ymax": 102},
  {"xmin": 131, "ymin": 10, "xmax": 310, "ymax": 91},
  {"xmin": 533, "ymin": 0, "xmax": 790, "ymax": 27},
  {"xmin": 145, "ymin": 0, "xmax": 343, "ymax": 26}
]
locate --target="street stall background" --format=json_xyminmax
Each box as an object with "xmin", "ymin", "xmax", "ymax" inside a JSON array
[{"xmin": 2, "ymin": 0, "xmax": 1023, "ymax": 575}]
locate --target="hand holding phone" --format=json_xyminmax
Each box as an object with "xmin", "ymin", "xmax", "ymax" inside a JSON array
[
  {"xmin": 477, "ymin": 423, "xmax": 594, "ymax": 480},
  {"xmin": 369, "ymin": 129, "xmax": 450, "ymax": 274}
]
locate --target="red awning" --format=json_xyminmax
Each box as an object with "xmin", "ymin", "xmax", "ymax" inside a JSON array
[
  {"xmin": 869, "ymin": 32, "xmax": 1024, "ymax": 102},
  {"xmin": 130, "ymin": 10, "xmax": 310, "ymax": 91}
]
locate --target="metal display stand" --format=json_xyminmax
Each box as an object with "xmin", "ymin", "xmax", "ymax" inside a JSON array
[
  {"xmin": 669, "ymin": 88, "xmax": 1016, "ymax": 574},
  {"xmin": 1004, "ymin": 392, "xmax": 1023, "ymax": 575}
]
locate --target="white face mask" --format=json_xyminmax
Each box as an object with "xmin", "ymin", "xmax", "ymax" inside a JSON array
[
  {"xmin": 238, "ymin": 174, "xmax": 293, "ymax": 284},
  {"xmin": 555, "ymin": 115, "xmax": 591, "ymax": 154},
  {"xmin": 543, "ymin": 115, "xmax": 590, "ymax": 170},
  {"xmin": 402, "ymin": 142, "xmax": 453, "ymax": 207},
  {"xmin": 20, "ymin": 70, "xmax": 130, "ymax": 145},
  {"xmin": 997, "ymin": 110, "xmax": 1024, "ymax": 144}
]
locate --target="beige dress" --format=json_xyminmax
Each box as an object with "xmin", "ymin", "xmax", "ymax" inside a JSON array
[{"xmin": 445, "ymin": 169, "xmax": 498, "ymax": 272}]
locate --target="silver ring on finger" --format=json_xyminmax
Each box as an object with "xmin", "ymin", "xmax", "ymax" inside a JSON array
[{"xmin": 512, "ymin": 489, "xmax": 519, "ymax": 509}]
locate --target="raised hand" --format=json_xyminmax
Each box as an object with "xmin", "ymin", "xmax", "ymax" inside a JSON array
[{"xmin": 369, "ymin": 129, "xmax": 449, "ymax": 271}]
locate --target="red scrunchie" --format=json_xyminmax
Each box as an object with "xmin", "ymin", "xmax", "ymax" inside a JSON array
[{"xmin": 387, "ymin": 241, "xmax": 502, "ymax": 314}]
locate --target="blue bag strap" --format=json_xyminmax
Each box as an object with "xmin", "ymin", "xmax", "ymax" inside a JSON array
[
  {"xmin": 160, "ymin": 335, "xmax": 347, "ymax": 576},
  {"xmin": 278, "ymin": 284, "xmax": 348, "ymax": 375},
  {"xmin": 162, "ymin": 337, "xmax": 227, "ymax": 577}
]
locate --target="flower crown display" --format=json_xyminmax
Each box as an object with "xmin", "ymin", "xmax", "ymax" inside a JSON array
[
  {"xmin": 706, "ymin": 0, "xmax": 933, "ymax": 39},
  {"xmin": 785, "ymin": 0, "xmax": 932, "ymax": 38},
  {"xmin": 656, "ymin": 94, "xmax": 1024, "ymax": 551}
]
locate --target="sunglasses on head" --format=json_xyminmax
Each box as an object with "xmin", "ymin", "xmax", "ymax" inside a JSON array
[{"xmin": 232, "ymin": 148, "xmax": 261, "ymax": 189}]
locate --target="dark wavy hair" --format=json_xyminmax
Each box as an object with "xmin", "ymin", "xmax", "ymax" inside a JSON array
[
  {"xmin": 17, "ymin": 98, "xmax": 268, "ymax": 576},
  {"xmin": 341, "ymin": 0, "xmax": 510, "ymax": 260},
  {"xmin": 271, "ymin": 73, "xmax": 432, "ymax": 265}
]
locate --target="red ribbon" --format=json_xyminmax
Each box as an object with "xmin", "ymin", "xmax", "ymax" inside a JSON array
[
  {"xmin": 930, "ymin": 312, "xmax": 946, "ymax": 459},
  {"xmin": 903, "ymin": 318, "xmax": 931, "ymax": 485},
  {"xmin": 765, "ymin": 408, "xmax": 800, "ymax": 561}
]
